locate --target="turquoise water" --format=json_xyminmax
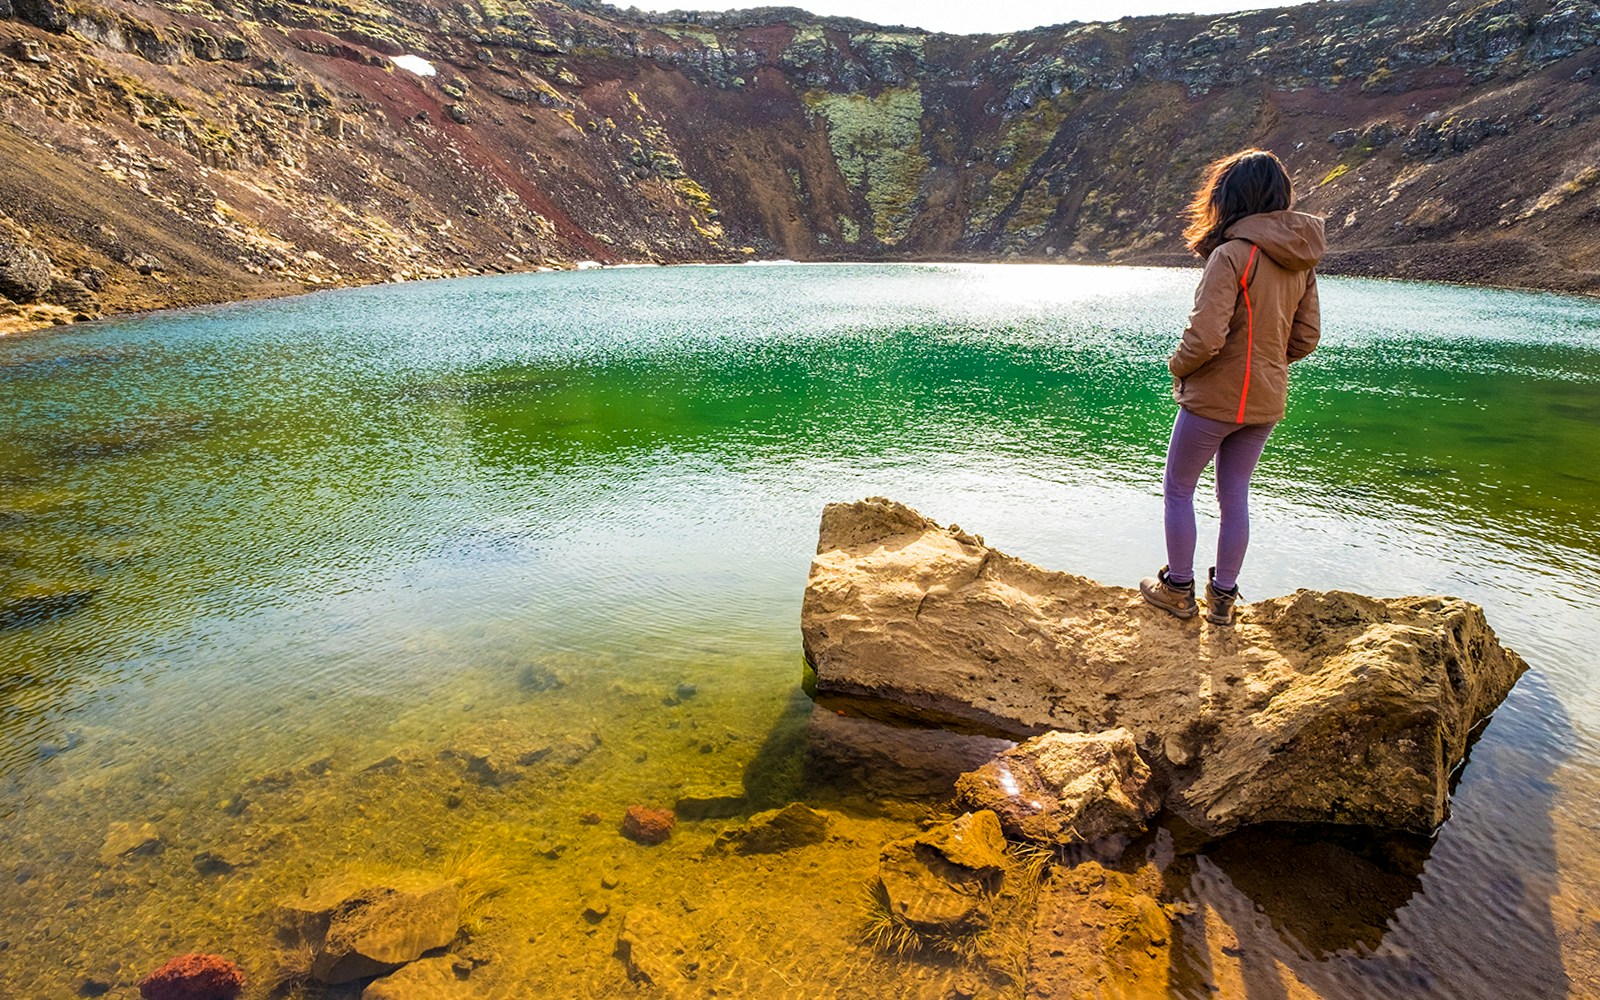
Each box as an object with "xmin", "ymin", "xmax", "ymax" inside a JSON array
[{"xmin": 2, "ymin": 263, "xmax": 1598, "ymax": 998}]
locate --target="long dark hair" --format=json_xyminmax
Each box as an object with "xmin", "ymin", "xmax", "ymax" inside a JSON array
[{"xmin": 1183, "ymin": 149, "xmax": 1293, "ymax": 257}]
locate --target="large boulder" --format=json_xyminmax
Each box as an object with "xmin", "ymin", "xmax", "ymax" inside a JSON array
[
  {"xmin": 0, "ymin": 236, "xmax": 54, "ymax": 303},
  {"xmin": 955, "ymin": 729, "xmax": 1161, "ymax": 847},
  {"xmin": 277, "ymin": 872, "xmax": 461, "ymax": 984},
  {"xmin": 801, "ymin": 498, "xmax": 1528, "ymax": 836}
]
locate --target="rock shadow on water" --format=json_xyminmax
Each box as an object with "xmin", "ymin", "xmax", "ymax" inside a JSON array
[{"xmin": 1155, "ymin": 667, "xmax": 1574, "ymax": 999}]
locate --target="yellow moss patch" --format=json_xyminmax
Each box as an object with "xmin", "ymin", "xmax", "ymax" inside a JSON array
[{"xmin": 802, "ymin": 87, "xmax": 929, "ymax": 245}]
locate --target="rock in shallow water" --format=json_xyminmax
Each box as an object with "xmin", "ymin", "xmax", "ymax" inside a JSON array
[
  {"xmin": 100, "ymin": 821, "xmax": 162, "ymax": 864},
  {"xmin": 136, "ymin": 953, "xmax": 245, "ymax": 1000},
  {"xmin": 1023, "ymin": 862, "xmax": 1172, "ymax": 1000},
  {"xmin": 801, "ymin": 498, "xmax": 1528, "ymax": 836},
  {"xmin": 621, "ymin": 805, "xmax": 675, "ymax": 845},
  {"xmin": 615, "ymin": 907, "xmax": 700, "ymax": 992},
  {"xmin": 277, "ymin": 872, "xmax": 461, "ymax": 984},
  {"xmin": 360, "ymin": 955, "xmax": 473, "ymax": 1000},
  {"xmin": 956, "ymin": 728, "xmax": 1161, "ymax": 847},
  {"xmin": 713, "ymin": 802, "xmax": 833, "ymax": 854},
  {"xmin": 874, "ymin": 810, "xmax": 1008, "ymax": 937}
]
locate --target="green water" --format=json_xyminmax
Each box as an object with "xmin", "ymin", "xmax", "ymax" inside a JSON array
[{"xmin": 2, "ymin": 263, "xmax": 1598, "ymax": 998}]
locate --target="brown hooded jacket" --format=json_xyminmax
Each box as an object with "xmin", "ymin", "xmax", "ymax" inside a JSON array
[{"xmin": 1168, "ymin": 210, "xmax": 1325, "ymax": 424}]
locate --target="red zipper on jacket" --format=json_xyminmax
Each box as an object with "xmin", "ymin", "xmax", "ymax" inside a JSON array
[{"xmin": 1235, "ymin": 245, "xmax": 1259, "ymax": 424}]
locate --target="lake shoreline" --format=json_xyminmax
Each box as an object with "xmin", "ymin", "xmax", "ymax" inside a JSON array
[{"xmin": 6, "ymin": 249, "xmax": 1599, "ymax": 340}]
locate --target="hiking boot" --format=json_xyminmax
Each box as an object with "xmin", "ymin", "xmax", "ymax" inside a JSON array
[
  {"xmin": 1140, "ymin": 566, "xmax": 1198, "ymax": 619},
  {"xmin": 1205, "ymin": 568, "xmax": 1241, "ymax": 626}
]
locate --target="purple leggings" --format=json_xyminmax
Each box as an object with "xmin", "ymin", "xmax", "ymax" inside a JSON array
[{"xmin": 1163, "ymin": 407, "xmax": 1276, "ymax": 591}]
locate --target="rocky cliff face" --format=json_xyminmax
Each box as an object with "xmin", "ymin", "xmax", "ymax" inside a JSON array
[{"xmin": 1, "ymin": 0, "xmax": 1597, "ymax": 329}]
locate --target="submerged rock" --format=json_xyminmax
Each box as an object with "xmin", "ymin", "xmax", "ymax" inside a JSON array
[
  {"xmin": 438, "ymin": 721, "xmax": 597, "ymax": 785},
  {"xmin": 615, "ymin": 907, "xmax": 701, "ymax": 992},
  {"xmin": 713, "ymin": 802, "xmax": 831, "ymax": 854},
  {"xmin": 801, "ymin": 498, "xmax": 1528, "ymax": 836},
  {"xmin": 136, "ymin": 953, "xmax": 245, "ymax": 1000},
  {"xmin": 100, "ymin": 821, "xmax": 162, "ymax": 863},
  {"xmin": 621, "ymin": 805, "xmax": 675, "ymax": 845},
  {"xmin": 277, "ymin": 872, "xmax": 461, "ymax": 984},
  {"xmin": 874, "ymin": 810, "xmax": 1008, "ymax": 937},
  {"xmin": 360, "ymin": 955, "xmax": 473, "ymax": 1000},
  {"xmin": 955, "ymin": 729, "xmax": 1161, "ymax": 847},
  {"xmin": 1023, "ymin": 862, "xmax": 1172, "ymax": 1000}
]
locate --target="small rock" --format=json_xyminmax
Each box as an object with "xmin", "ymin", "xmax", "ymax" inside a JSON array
[
  {"xmin": 100, "ymin": 821, "xmax": 162, "ymax": 864},
  {"xmin": 0, "ymin": 238, "xmax": 54, "ymax": 303},
  {"xmin": 713, "ymin": 802, "xmax": 831, "ymax": 854},
  {"xmin": 621, "ymin": 806, "xmax": 674, "ymax": 845},
  {"xmin": 192, "ymin": 851, "xmax": 236, "ymax": 876},
  {"xmin": 11, "ymin": 39, "xmax": 50, "ymax": 65},
  {"xmin": 136, "ymin": 953, "xmax": 245, "ymax": 1000},
  {"xmin": 579, "ymin": 811, "xmax": 602, "ymax": 825},
  {"xmin": 915, "ymin": 809, "xmax": 1008, "ymax": 875},
  {"xmin": 955, "ymin": 728, "xmax": 1160, "ymax": 848},
  {"xmin": 582, "ymin": 897, "xmax": 611, "ymax": 923},
  {"xmin": 537, "ymin": 839, "xmax": 566, "ymax": 859},
  {"xmin": 600, "ymin": 870, "xmax": 620, "ymax": 890}
]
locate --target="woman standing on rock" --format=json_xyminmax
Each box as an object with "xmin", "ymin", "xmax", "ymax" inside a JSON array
[{"xmin": 1140, "ymin": 149, "xmax": 1325, "ymax": 626}]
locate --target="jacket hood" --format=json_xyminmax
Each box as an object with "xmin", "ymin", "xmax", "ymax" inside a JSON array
[{"xmin": 1225, "ymin": 211, "xmax": 1326, "ymax": 271}]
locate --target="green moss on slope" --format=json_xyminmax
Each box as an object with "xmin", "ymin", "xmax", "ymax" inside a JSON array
[{"xmin": 802, "ymin": 87, "xmax": 929, "ymax": 245}]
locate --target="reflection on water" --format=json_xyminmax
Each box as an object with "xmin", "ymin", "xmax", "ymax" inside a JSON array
[{"xmin": 2, "ymin": 263, "xmax": 1599, "ymax": 998}]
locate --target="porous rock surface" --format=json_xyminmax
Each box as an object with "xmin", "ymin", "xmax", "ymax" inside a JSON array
[
  {"xmin": 802, "ymin": 498, "xmax": 1529, "ymax": 836},
  {"xmin": 956, "ymin": 728, "xmax": 1162, "ymax": 846},
  {"xmin": 136, "ymin": 953, "xmax": 245, "ymax": 1000}
]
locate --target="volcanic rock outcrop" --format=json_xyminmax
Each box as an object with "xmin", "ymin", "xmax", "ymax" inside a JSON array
[{"xmin": 801, "ymin": 497, "xmax": 1528, "ymax": 836}]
